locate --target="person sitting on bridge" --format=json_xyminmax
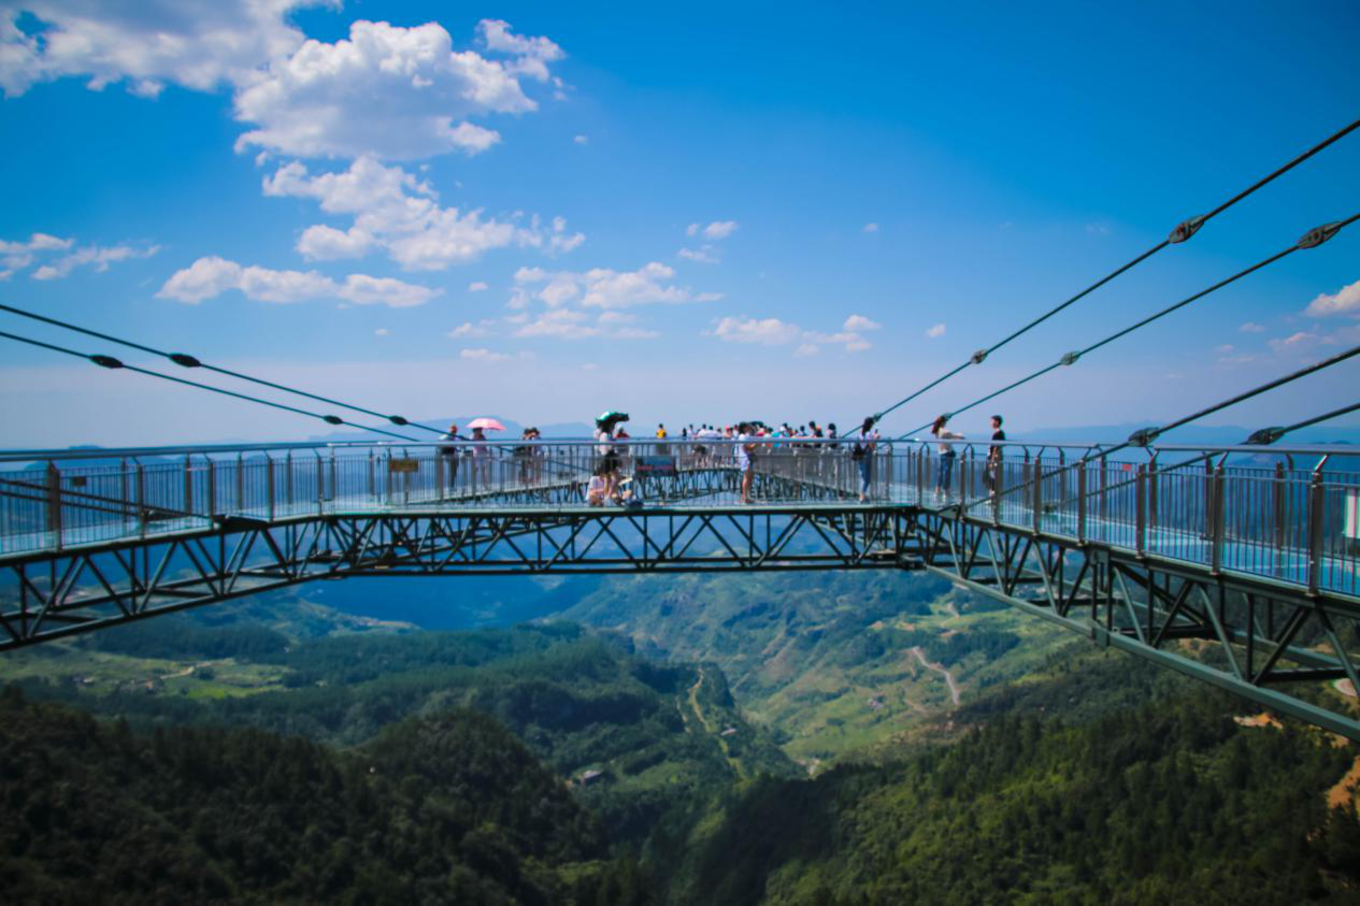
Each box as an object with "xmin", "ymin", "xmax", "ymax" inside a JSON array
[
  {"xmin": 931, "ymin": 414, "xmax": 965, "ymax": 501},
  {"xmin": 586, "ymin": 462, "xmax": 610, "ymax": 507}
]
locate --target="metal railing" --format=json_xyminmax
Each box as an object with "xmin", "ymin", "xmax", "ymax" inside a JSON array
[{"xmin": 2, "ymin": 438, "xmax": 1358, "ymax": 596}]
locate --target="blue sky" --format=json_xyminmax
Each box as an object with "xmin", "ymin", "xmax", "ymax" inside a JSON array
[{"xmin": 1, "ymin": 1, "xmax": 1358, "ymax": 447}]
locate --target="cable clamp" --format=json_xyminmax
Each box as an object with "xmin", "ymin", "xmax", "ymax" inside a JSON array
[
  {"xmin": 970, "ymin": 349, "xmax": 988, "ymax": 365},
  {"xmin": 1127, "ymin": 427, "xmax": 1161, "ymax": 446},
  {"xmin": 90, "ymin": 354, "xmax": 123, "ymax": 369},
  {"xmin": 1168, "ymin": 214, "xmax": 1206, "ymax": 244},
  {"xmin": 1297, "ymin": 221, "xmax": 1342, "ymax": 249},
  {"xmin": 1060, "ymin": 351, "xmax": 1081, "ymax": 366},
  {"xmin": 389, "ymin": 415, "xmax": 409, "ymax": 426},
  {"xmin": 1245, "ymin": 426, "xmax": 1285, "ymax": 445},
  {"xmin": 169, "ymin": 353, "xmax": 201, "ymax": 368},
  {"xmin": 323, "ymin": 415, "xmax": 344, "ymax": 425}
]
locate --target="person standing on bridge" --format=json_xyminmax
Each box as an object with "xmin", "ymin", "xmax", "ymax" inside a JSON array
[
  {"xmin": 735, "ymin": 422, "xmax": 756, "ymax": 504},
  {"xmin": 985, "ymin": 414, "xmax": 1006, "ymax": 498},
  {"xmin": 438, "ymin": 423, "xmax": 468, "ymax": 496},
  {"xmin": 853, "ymin": 417, "xmax": 881, "ymax": 502},
  {"xmin": 931, "ymin": 414, "xmax": 964, "ymax": 501}
]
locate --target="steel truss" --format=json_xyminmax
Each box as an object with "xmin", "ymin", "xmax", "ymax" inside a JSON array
[
  {"xmin": 900, "ymin": 507, "xmax": 1360, "ymax": 739},
  {"xmin": 5, "ymin": 494, "xmax": 1360, "ymax": 740},
  {"xmin": 0, "ymin": 505, "xmax": 913, "ymax": 649}
]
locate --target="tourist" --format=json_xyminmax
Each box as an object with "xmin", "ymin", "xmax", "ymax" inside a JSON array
[
  {"xmin": 735, "ymin": 422, "xmax": 756, "ymax": 504},
  {"xmin": 931, "ymin": 415, "xmax": 964, "ymax": 501},
  {"xmin": 469, "ymin": 425, "xmax": 493, "ymax": 488},
  {"xmin": 985, "ymin": 414, "xmax": 1006, "ymax": 497},
  {"xmin": 438, "ymin": 422, "xmax": 467, "ymax": 494},
  {"xmin": 853, "ymin": 417, "xmax": 881, "ymax": 502}
]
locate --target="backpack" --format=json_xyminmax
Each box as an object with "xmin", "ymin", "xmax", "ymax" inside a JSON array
[{"xmin": 851, "ymin": 441, "xmax": 866, "ymax": 460}]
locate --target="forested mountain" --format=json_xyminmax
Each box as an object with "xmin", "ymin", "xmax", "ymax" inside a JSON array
[{"xmin": 0, "ymin": 688, "xmax": 651, "ymax": 905}]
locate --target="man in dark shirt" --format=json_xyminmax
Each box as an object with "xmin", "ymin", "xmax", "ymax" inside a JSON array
[{"xmin": 985, "ymin": 414, "xmax": 1006, "ymax": 496}]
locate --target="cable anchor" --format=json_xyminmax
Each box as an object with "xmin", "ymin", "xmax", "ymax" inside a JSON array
[
  {"xmin": 970, "ymin": 349, "xmax": 989, "ymax": 365},
  {"xmin": 1127, "ymin": 427, "xmax": 1161, "ymax": 446},
  {"xmin": 89, "ymin": 354, "xmax": 123, "ymax": 369},
  {"xmin": 1246, "ymin": 426, "xmax": 1286, "ymax": 445},
  {"xmin": 1059, "ymin": 351, "xmax": 1081, "ymax": 366},
  {"xmin": 323, "ymin": 415, "xmax": 344, "ymax": 425}
]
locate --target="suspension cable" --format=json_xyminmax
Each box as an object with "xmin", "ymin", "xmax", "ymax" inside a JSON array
[
  {"xmin": 0, "ymin": 330, "xmax": 423, "ymax": 442},
  {"xmin": 0, "ymin": 302, "xmax": 444, "ymax": 434},
  {"xmin": 894, "ymin": 212, "xmax": 1358, "ymax": 440},
  {"xmin": 863, "ymin": 115, "xmax": 1360, "ymax": 429},
  {"xmin": 954, "ymin": 341, "xmax": 1360, "ymax": 513}
]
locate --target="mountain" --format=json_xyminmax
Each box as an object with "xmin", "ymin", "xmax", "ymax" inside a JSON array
[{"xmin": 0, "ymin": 687, "xmax": 652, "ymax": 905}]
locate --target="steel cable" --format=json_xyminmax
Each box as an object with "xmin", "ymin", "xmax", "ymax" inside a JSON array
[
  {"xmin": 863, "ymin": 115, "xmax": 1360, "ymax": 429},
  {"xmin": 0, "ymin": 302, "xmax": 443, "ymax": 434},
  {"xmin": 0, "ymin": 330, "xmax": 423, "ymax": 442},
  {"xmin": 895, "ymin": 211, "xmax": 1358, "ymax": 440}
]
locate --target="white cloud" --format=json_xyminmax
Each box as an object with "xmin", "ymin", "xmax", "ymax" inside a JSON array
[
  {"xmin": 1, "ymin": 231, "xmax": 74, "ymax": 274},
  {"xmin": 702, "ymin": 220, "xmax": 738, "ymax": 240},
  {"xmin": 1305, "ymin": 279, "xmax": 1360, "ymax": 318},
  {"xmin": 0, "ymin": 0, "xmax": 316, "ymax": 99},
  {"xmin": 925, "ymin": 322, "xmax": 946, "ymax": 338},
  {"xmin": 842, "ymin": 314, "xmax": 880, "ymax": 332},
  {"xmin": 513, "ymin": 307, "xmax": 657, "ymax": 340},
  {"xmin": 23, "ymin": 242, "xmax": 159, "ymax": 280},
  {"xmin": 512, "ymin": 261, "xmax": 719, "ymax": 310},
  {"xmin": 265, "ymin": 157, "xmax": 582, "ymax": 270},
  {"xmin": 459, "ymin": 347, "xmax": 511, "ymax": 362},
  {"xmin": 862, "ymin": 222, "xmax": 878, "ymax": 233},
  {"xmin": 573, "ymin": 134, "xmax": 589, "ymax": 145},
  {"xmin": 235, "ymin": 19, "xmax": 562, "ymax": 160},
  {"xmin": 449, "ymin": 320, "xmax": 494, "ymax": 337},
  {"xmin": 374, "ymin": 328, "xmax": 390, "ymax": 336},
  {"xmin": 157, "ymin": 256, "xmax": 440, "ymax": 307},
  {"xmin": 714, "ymin": 316, "xmax": 802, "ymax": 346},
  {"xmin": 1239, "ymin": 321, "xmax": 1266, "ymax": 333},
  {"xmin": 714, "ymin": 314, "xmax": 875, "ymax": 354},
  {"xmin": 1268, "ymin": 331, "xmax": 1324, "ymax": 356},
  {"xmin": 678, "ymin": 246, "xmax": 720, "ymax": 264},
  {"xmin": 468, "ymin": 281, "xmax": 489, "ymax": 292},
  {"xmin": 3, "ymin": 9, "xmax": 565, "ymax": 163},
  {"xmin": 685, "ymin": 223, "xmax": 699, "ymax": 238}
]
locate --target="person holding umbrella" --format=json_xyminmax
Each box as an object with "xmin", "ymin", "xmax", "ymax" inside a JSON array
[{"xmin": 466, "ymin": 417, "xmax": 505, "ymax": 490}]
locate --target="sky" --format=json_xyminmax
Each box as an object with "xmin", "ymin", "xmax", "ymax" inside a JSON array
[{"xmin": 1, "ymin": 1, "xmax": 1358, "ymax": 449}]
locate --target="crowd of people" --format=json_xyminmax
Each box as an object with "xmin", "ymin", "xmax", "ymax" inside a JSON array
[{"xmin": 438, "ymin": 411, "xmax": 1009, "ymax": 507}]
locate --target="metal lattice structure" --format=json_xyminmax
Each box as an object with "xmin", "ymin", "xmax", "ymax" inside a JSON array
[{"xmin": 3, "ymin": 438, "xmax": 1359, "ymax": 738}]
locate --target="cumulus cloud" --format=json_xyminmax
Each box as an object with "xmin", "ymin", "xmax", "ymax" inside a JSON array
[
  {"xmin": 157, "ymin": 256, "xmax": 440, "ymax": 307},
  {"xmin": 3, "ymin": 8, "xmax": 565, "ymax": 163},
  {"xmin": 512, "ymin": 308, "xmax": 658, "ymax": 340},
  {"xmin": 713, "ymin": 314, "xmax": 874, "ymax": 354},
  {"xmin": 1305, "ymin": 279, "xmax": 1360, "ymax": 318},
  {"xmin": 265, "ymin": 157, "xmax": 583, "ymax": 270},
  {"xmin": 842, "ymin": 314, "xmax": 881, "ymax": 332},
  {"xmin": 925, "ymin": 322, "xmax": 946, "ymax": 338},
  {"xmin": 512, "ymin": 261, "xmax": 719, "ymax": 310},
  {"xmin": 0, "ymin": 0, "xmax": 315, "ymax": 98},
  {"xmin": 1239, "ymin": 321, "xmax": 1266, "ymax": 333}
]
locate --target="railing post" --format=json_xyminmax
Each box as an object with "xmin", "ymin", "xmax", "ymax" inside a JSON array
[
  {"xmin": 1076, "ymin": 462, "xmax": 1087, "ymax": 542},
  {"xmin": 1099, "ymin": 454, "xmax": 1108, "ymax": 524},
  {"xmin": 368, "ymin": 449, "xmax": 376, "ymax": 505},
  {"xmin": 45, "ymin": 462, "xmax": 62, "ymax": 551},
  {"xmin": 207, "ymin": 458, "xmax": 216, "ymax": 519},
  {"xmin": 1272, "ymin": 461, "xmax": 1286, "ymax": 575},
  {"xmin": 236, "ymin": 452, "xmax": 244, "ymax": 512},
  {"xmin": 136, "ymin": 460, "xmax": 147, "ymax": 538},
  {"xmin": 1307, "ymin": 471, "xmax": 1324, "ymax": 595},
  {"xmin": 1147, "ymin": 454, "xmax": 1158, "ymax": 538},
  {"xmin": 183, "ymin": 454, "xmax": 193, "ymax": 521},
  {"xmin": 316, "ymin": 452, "xmax": 324, "ymax": 515},
  {"xmin": 1203, "ymin": 459, "xmax": 1214, "ymax": 541},
  {"xmin": 1210, "ymin": 465, "xmax": 1225, "ymax": 574},
  {"xmin": 285, "ymin": 452, "xmax": 294, "ymax": 513},
  {"xmin": 266, "ymin": 454, "xmax": 276, "ymax": 521},
  {"xmin": 1135, "ymin": 464, "xmax": 1147, "ymax": 556},
  {"xmin": 1032, "ymin": 455, "xmax": 1043, "ymax": 534}
]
